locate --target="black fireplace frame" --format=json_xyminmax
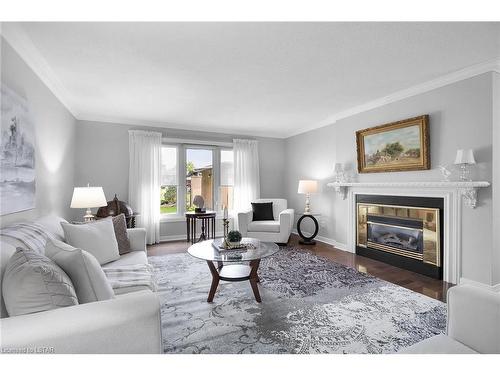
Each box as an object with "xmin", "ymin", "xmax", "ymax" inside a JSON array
[{"xmin": 355, "ymin": 194, "xmax": 444, "ymax": 279}]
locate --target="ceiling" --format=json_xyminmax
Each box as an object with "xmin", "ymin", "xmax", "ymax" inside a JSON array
[{"xmin": 10, "ymin": 22, "xmax": 500, "ymax": 138}]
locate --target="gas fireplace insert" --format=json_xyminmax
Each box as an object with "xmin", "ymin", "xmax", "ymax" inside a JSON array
[{"xmin": 356, "ymin": 194, "xmax": 443, "ymax": 279}]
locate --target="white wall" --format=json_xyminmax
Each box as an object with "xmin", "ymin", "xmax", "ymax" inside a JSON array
[
  {"xmin": 285, "ymin": 73, "xmax": 495, "ymax": 285},
  {"xmin": 74, "ymin": 120, "xmax": 286, "ymax": 237},
  {"xmin": 0, "ymin": 38, "xmax": 76, "ymax": 226}
]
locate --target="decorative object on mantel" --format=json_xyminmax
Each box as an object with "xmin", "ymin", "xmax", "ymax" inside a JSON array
[
  {"xmin": 454, "ymin": 149, "xmax": 476, "ymax": 182},
  {"xmin": 356, "ymin": 115, "xmax": 430, "ymax": 173},
  {"xmin": 333, "ymin": 163, "xmax": 346, "ymax": 183},
  {"xmin": 326, "ymin": 181, "xmax": 490, "ymax": 209},
  {"xmin": 70, "ymin": 185, "xmax": 107, "ymax": 222},
  {"xmin": 297, "ymin": 180, "xmax": 318, "ymax": 213},
  {"xmin": 437, "ymin": 165, "xmax": 453, "ymax": 181},
  {"xmin": 0, "ymin": 83, "xmax": 36, "ymax": 215},
  {"xmin": 96, "ymin": 194, "xmax": 139, "ymax": 228}
]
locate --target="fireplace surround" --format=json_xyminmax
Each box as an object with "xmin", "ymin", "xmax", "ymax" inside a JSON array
[{"xmin": 356, "ymin": 195, "xmax": 443, "ymax": 279}]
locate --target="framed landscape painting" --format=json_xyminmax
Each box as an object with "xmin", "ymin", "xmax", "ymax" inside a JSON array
[{"xmin": 356, "ymin": 115, "xmax": 430, "ymax": 173}]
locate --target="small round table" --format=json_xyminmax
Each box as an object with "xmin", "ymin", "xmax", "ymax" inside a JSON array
[
  {"xmin": 187, "ymin": 238, "xmax": 279, "ymax": 303},
  {"xmin": 185, "ymin": 211, "xmax": 216, "ymax": 244},
  {"xmin": 297, "ymin": 213, "xmax": 320, "ymax": 245}
]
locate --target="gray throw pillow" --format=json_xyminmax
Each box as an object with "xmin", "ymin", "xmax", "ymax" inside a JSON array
[
  {"xmin": 45, "ymin": 239, "xmax": 115, "ymax": 303},
  {"xmin": 2, "ymin": 248, "xmax": 78, "ymax": 317},
  {"xmin": 61, "ymin": 218, "xmax": 120, "ymax": 265},
  {"xmin": 112, "ymin": 214, "xmax": 132, "ymax": 255}
]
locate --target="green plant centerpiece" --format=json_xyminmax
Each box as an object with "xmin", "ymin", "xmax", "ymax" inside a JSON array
[{"xmin": 226, "ymin": 230, "xmax": 242, "ymax": 247}]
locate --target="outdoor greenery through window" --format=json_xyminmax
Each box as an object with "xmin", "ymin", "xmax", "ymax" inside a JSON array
[{"xmin": 160, "ymin": 146, "xmax": 178, "ymax": 214}]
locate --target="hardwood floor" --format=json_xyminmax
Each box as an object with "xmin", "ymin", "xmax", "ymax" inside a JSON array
[{"xmin": 147, "ymin": 233, "xmax": 453, "ymax": 302}]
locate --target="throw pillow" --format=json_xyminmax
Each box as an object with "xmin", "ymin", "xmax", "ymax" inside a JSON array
[
  {"xmin": 45, "ymin": 239, "xmax": 115, "ymax": 303},
  {"xmin": 112, "ymin": 214, "xmax": 132, "ymax": 255},
  {"xmin": 252, "ymin": 202, "xmax": 274, "ymax": 221},
  {"xmin": 2, "ymin": 248, "xmax": 78, "ymax": 316},
  {"xmin": 61, "ymin": 218, "xmax": 120, "ymax": 265}
]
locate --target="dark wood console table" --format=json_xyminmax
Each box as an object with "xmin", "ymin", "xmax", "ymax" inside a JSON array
[{"xmin": 186, "ymin": 211, "xmax": 216, "ymax": 244}]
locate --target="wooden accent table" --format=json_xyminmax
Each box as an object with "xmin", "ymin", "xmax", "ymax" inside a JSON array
[
  {"xmin": 187, "ymin": 238, "xmax": 279, "ymax": 303},
  {"xmin": 185, "ymin": 211, "xmax": 216, "ymax": 244}
]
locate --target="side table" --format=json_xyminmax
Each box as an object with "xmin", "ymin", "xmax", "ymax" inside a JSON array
[
  {"xmin": 297, "ymin": 213, "xmax": 320, "ymax": 245},
  {"xmin": 186, "ymin": 211, "xmax": 216, "ymax": 244}
]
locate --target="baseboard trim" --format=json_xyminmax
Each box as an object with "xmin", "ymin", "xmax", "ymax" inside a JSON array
[
  {"xmin": 459, "ymin": 277, "xmax": 500, "ymax": 292},
  {"xmin": 291, "ymin": 230, "xmax": 349, "ymax": 252},
  {"xmin": 160, "ymin": 232, "xmax": 224, "ymax": 243}
]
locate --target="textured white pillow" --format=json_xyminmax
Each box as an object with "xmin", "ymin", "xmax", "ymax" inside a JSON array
[
  {"xmin": 45, "ymin": 239, "xmax": 115, "ymax": 303},
  {"xmin": 2, "ymin": 248, "xmax": 78, "ymax": 316},
  {"xmin": 61, "ymin": 219, "xmax": 120, "ymax": 265}
]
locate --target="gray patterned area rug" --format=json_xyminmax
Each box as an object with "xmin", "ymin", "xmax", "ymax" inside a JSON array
[{"xmin": 149, "ymin": 247, "xmax": 446, "ymax": 354}]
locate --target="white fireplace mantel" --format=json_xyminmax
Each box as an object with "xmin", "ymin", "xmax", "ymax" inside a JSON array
[
  {"xmin": 326, "ymin": 180, "xmax": 491, "ymax": 284},
  {"xmin": 326, "ymin": 181, "xmax": 490, "ymax": 209}
]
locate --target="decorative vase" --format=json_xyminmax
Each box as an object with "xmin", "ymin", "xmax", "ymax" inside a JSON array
[{"xmin": 228, "ymin": 241, "xmax": 241, "ymax": 248}]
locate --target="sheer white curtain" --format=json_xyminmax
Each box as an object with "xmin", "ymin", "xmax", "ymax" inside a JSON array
[
  {"xmin": 128, "ymin": 130, "xmax": 162, "ymax": 244},
  {"xmin": 233, "ymin": 139, "xmax": 260, "ymax": 215}
]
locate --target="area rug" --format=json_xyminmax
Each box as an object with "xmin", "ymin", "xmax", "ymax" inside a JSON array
[{"xmin": 149, "ymin": 247, "xmax": 446, "ymax": 354}]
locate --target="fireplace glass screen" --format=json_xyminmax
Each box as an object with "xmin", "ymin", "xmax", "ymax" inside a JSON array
[{"xmin": 357, "ymin": 203, "xmax": 440, "ymax": 266}]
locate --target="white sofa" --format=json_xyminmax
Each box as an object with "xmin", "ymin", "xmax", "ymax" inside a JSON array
[
  {"xmin": 0, "ymin": 215, "xmax": 162, "ymax": 354},
  {"xmin": 238, "ymin": 199, "xmax": 294, "ymax": 244},
  {"xmin": 401, "ymin": 284, "xmax": 500, "ymax": 354}
]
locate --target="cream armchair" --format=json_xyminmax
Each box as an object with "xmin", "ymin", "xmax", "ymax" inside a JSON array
[
  {"xmin": 401, "ymin": 284, "xmax": 500, "ymax": 354},
  {"xmin": 238, "ymin": 199, "xmax": 294, "ymax": 244}
]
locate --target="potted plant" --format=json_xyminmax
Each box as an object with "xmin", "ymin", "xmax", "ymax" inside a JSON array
[{"xmin": 226, "ymin": 230, "xmax": 242, "ymax": 247}]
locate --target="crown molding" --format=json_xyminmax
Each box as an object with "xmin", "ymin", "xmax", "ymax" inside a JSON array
[
  {"xmin": 0, "ymin": 22, "xmax": 79, "ymax": 117},
  {"xmin": 288, "ymin": 57, "xmax": 500, "ymax": 138}
]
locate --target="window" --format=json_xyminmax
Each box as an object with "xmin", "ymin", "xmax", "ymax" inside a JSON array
[
  {"xmin": 160, "ymin": 146, "xmax": 178, "ymax": 215},
  {"xmin": 220, "ymin": 149, "xmax": 234, "ymax": 211},
  {"xmin": 160, "ymin": 143, "xmax": 233, "ymax": 216},
  {"xmin": 186, "ymin": 148, "xmax": 213, "ymax": 211}
]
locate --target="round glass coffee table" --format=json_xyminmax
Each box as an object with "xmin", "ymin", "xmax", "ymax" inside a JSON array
[{"xmin": 188, "ymin": 238, "xmax": 279, "ymax": 303}]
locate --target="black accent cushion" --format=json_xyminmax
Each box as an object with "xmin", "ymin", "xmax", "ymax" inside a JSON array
[{"xmin": 251, "ymin": 202, "xmax": 274, "ymax": 221}]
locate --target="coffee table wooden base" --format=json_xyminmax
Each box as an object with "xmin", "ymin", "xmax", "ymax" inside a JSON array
[{"xmin": 206, "ymin": 259, "xmax": 261, "ymax": 303}]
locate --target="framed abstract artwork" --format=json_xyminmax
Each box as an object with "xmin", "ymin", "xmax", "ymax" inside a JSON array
[
  {"xmin": 0, "ymin": 83, "xmax": 36, "ymax": 215},
  {"xmin": 356, "ymin": 115, "xmax": 430, "ymax": 173}
]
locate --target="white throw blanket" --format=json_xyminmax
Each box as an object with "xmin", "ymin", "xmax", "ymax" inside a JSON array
[
  {"xmin": 0, "ymin": 222, "xmax": 56, "ymax": 254},
  {"xmin": 103, "ymin": 264, "xmax": 158, "ymax": 292}
]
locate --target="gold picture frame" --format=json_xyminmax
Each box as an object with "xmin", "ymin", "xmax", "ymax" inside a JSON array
[{"xmin": 356, "ymin": 115, "xmax": 430, "ymax": 173}]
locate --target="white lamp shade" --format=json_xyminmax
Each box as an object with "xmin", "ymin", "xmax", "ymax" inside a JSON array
[
  {"xmin": 298, "ymin": 180, "xmax": 318, "ymax": 194},
  {"xmin": 454, "ymin": 149, "xmax": 476, "ymax": 165},
  {"xmin": 70, "ymin": 187, "xmax": 107, "ymax": 208}
]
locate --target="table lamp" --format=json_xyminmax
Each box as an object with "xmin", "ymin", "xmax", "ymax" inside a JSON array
[
  {"xmin": 70, "ymin": 185, "xmax": 107, "ymax": 222},
  {"xmin": 298, "ymin": 180, "xmax": 318, "ymax": 214},
  {"xmin": 454, "ymin": 149, "xmax": 476, "ymax": 181}
]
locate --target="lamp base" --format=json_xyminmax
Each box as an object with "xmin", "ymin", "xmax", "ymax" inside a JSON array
[
  {"xmin": 83, "ymin": 208, "xmax": 96, "ymax": 222},
  {"xmin": 458, "ymin": 163, "xmax": 472, "ymax": 181}
]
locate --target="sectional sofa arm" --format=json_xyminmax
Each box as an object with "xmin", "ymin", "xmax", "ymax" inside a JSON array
[
  {"xmin": 127, "ymin": 227, "xmax": 147, "ymax": 252},
  {"xmin": 237, "ymin": 210, "xmax": 253, "ymax": 236},
  {"xmin": 447, "ymin": 284, "xmax": 500, "ymax": 354},
  {"xmin": 0, "ymin": 290, "xmax": 162, "ymax": 354},
  {"xmin": 279, "ymin": 209, "xmax": 295, "ymax": 234}
]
